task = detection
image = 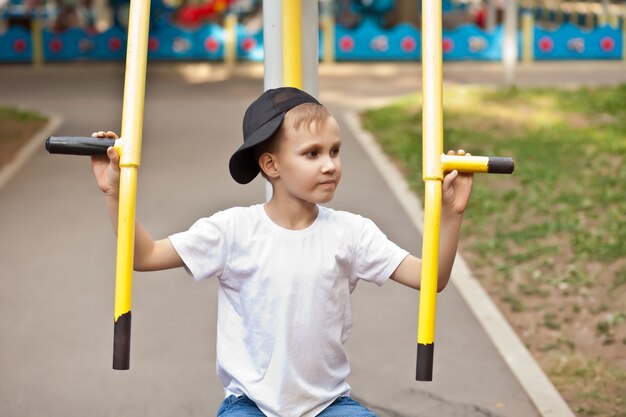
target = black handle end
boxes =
[488,157,515,174]
[416,343,434,381]
[46,136,115,156]
[113,312,131,370]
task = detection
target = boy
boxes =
[91,87,473,417]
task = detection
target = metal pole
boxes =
[623,14,626,62]
[113,0,151,370]
[521,11,534,63]
[417,0,516,382]
[302,0,319,98]
[320,0,336,64]
[503,0,518,88]
[417,0,443,382]
[282,0,302,88]
[224,13,238,66]
[263,0,283,90]
[487,0,496,31]
[30,10,44,67]
[263,0,283,201]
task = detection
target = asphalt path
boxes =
[3,61,622,417]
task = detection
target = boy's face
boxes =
[272,116,342,204]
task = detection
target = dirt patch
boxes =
[460,198,626,417]
[0,108,48,169]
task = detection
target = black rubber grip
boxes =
[113,311,131,370]
[416,343,434,381]
[487,157,515,174]
[45,136,115,156]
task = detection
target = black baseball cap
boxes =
[229,87,320,184]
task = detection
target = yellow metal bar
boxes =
[224,13,238,66]
[442,155,490,173]
[623,16,626,62]
[321,13,335,64]
[115,168,137,320]
[421,0,443,182]
[113,0,151,370]
[417,181,441,344]
[282,0,302,88]
[522,12,534,63]
[30,13,44,67]
[417,0,443,381]
[417,0,515,383]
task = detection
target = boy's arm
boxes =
[92,131,184,272]
[390,151,473,292]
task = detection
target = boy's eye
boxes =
[306,151,318,158]
[331,148,340,156]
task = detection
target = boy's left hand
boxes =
[442,149,474,215]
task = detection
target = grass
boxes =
[361,84,626,417]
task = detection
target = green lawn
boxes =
[361,84,626,417]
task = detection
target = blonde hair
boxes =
[282,102,333,133]
[254,103,333,179]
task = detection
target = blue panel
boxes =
[193,24,224,60]
[1,17,622,62]
[335,19,421,61]
[145,25,199,59]
[0,26,31,62]
[43,28,87,61]
[91,26,127,60]
[534,23,622,60]
[443,24,504,61]
[236,24,263,62]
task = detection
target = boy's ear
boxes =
[259,152,279,179]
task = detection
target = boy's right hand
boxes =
[91,131,120,197]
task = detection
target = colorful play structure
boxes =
[1,0,625,63]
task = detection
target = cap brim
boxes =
[229,113,285,184]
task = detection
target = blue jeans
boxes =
[217,395,378,416]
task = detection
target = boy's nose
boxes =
[321,157,336,173]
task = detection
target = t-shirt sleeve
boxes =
[168,212,229,281]
[355,217,409,286]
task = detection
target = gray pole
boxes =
[503,0,518,87]
[487,0,496,31]
[263,0,283,91]
[262,0,282,200]
[302,0,320,98]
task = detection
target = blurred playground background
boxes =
[1,1,625,416]
[0,0,625,62]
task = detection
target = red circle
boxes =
[400,36,417,53]
[241,37,256,52]
[204,36,220,53]
[108,37,123,52]
[49,38,63,54]
[13,39,27,53]
[442,38,454,53]
[538,36,554,53]
[600,37,615,52]
[148,37,159,51]
[338,36,355,52]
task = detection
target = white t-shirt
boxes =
[169,204,408,417]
